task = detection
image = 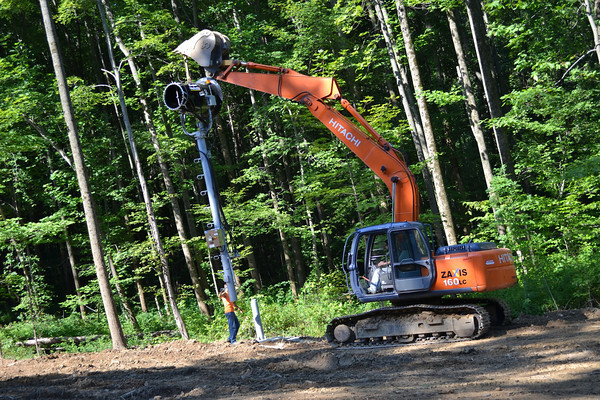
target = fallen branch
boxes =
[16,335,102,348]
[16,330,178,348]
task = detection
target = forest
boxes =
[1,0,599,353]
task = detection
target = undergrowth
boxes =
[0,270,524,360]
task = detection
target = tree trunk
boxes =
[170,0,180,24]
[39,0,126,350]
[395,0,457,245]
[216,115,262,290]
[96,0,188,340]
[244,82,299,295]
[100,1,210,316]
[136,278,148,313]
[288,107,320,275]
[371,0,445,244]
[372,0,425,149]
[154,295,163,317]
[465,0,514,177]
[258,134,299,296]
[447,8,507,237]
[276,135,307,288]
[347,159,364,227]
[140,19,212,313]
[46,153,87,320]
[64,230,86,319]
[584,0,600,65]
[229,6,265,291]
[315,199,335,272]
[191,0,199,28]
[447,8,494,190]
[106,253,140,332]
[177,168,214,297]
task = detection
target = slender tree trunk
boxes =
[39,0,126,350]
[1,206,43,345]
[13,246,42,356]
[465,0,514,177]
[191,0,199,28]
[154,295,163,317]
[45,152,87,320]
[279,156,307,288]
[447,8,494,189]
[64,230,86,319]
[106,253,140,331]
[371,0,445,244]
[170,0,180,24]
[136,278,148,313]
[155,267,170,315]
[288,107,320,275]
[100,1,210,316]
[216,115,262,290]
[395,0,457,245]
[372,0,424,148]
[245,85,299,295]
[447,8,507,237]
[315,199,335,271]
[139,19,212,312]
[229,7,264,290]
[347,159,364,226]
[113,154,153,314]
[278,227,299,296]
[584,0,600,64]
[177,168,214,298]
[257,132,299,296]
[270,122,307,288]
[146,53,213,300]
[96,0,188,340]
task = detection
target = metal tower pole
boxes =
[191,122,237,301]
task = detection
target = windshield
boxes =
[390,229,429,263]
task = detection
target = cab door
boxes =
[389,228,435,293]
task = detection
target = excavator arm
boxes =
[213,59,419,223]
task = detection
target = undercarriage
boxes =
[325,298,510,348]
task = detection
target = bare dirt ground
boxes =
[1,307,599,400]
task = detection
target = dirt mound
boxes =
[1,308,599,399]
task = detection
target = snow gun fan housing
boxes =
[163,78,223,116]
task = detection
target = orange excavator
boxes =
[166,30,518,346]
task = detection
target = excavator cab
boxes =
[346,222,436,303]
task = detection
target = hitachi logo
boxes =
[498,253,513,263]
[329,118,361,147]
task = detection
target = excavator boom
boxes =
[213,60,419,223]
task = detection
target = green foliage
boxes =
[421,86,465,107]
[232,270,375,339]
[467,168,600,313]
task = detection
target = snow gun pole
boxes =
[163,78,237,302]
[190,121,237,301]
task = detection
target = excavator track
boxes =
[439,297,512,326]
[326,302,494,348]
